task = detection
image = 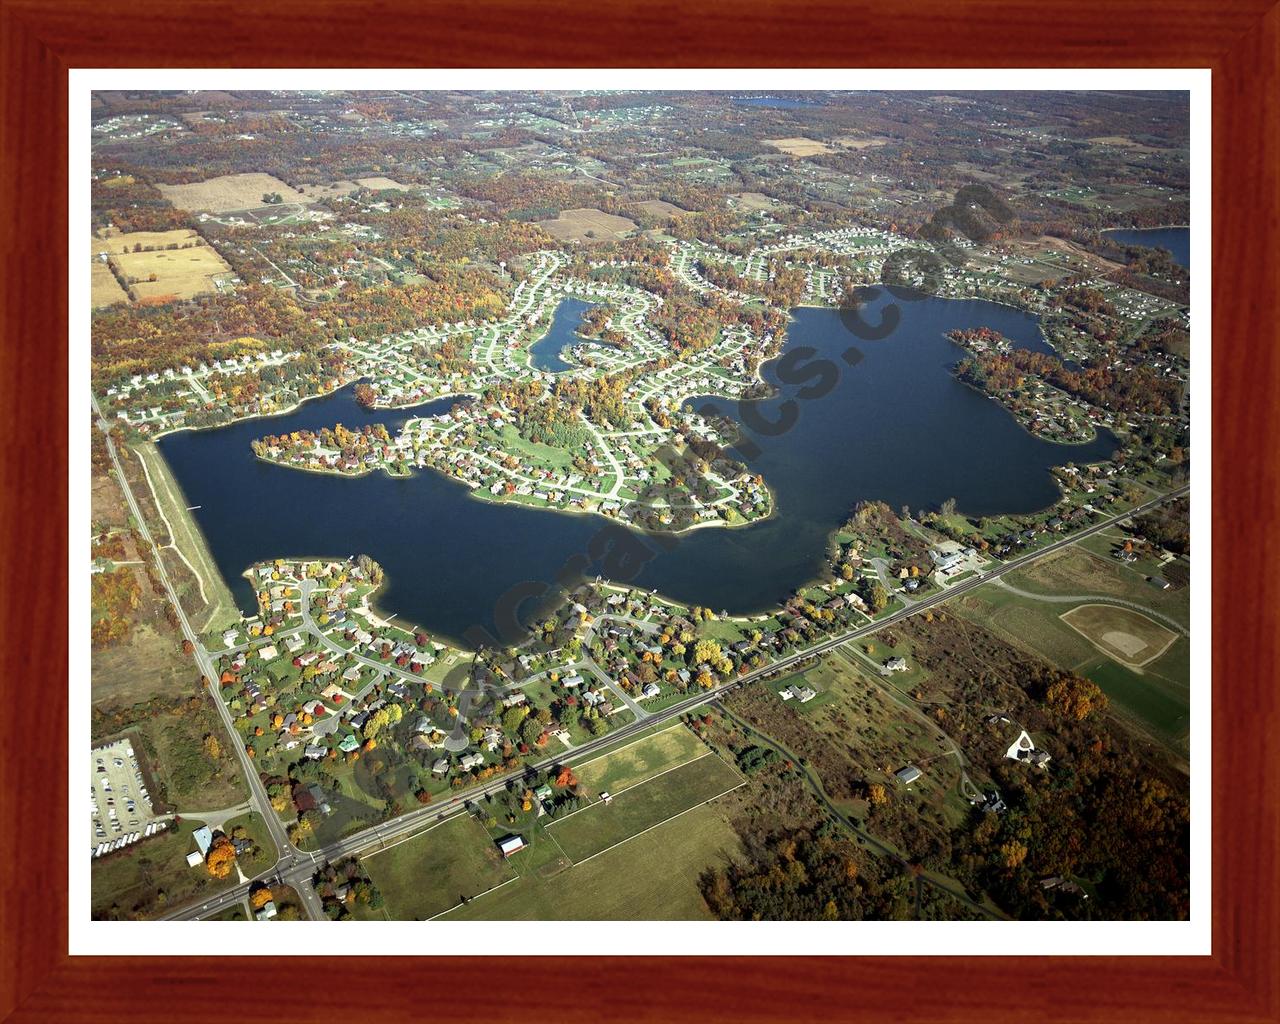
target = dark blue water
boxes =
[527,297,593,373]
[159,289,1115,646]
[733,96,826,109]
[1103,226,1190,270]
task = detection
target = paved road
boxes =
[157,484,1187,920]
[93,397,325,921]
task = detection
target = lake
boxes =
[1103,226,1190,270]
[159,288,1116,647]
[732,96,826,109]
[527,296,597,373]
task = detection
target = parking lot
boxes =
[91,738,162,857]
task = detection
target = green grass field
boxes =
[361,813,518,920]
[133,442,240,632]
[1079,657,1189,748]
[442,801,742,920]
[548,753,743,864]
[572,723,705,796]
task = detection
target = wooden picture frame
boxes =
[3,1,1275,1020]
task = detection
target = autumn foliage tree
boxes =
[205,836,236,878]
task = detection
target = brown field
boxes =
[92,261,129,308]
[92,227,205,255]
[835,135,890,150]
[355,176,415,191]
[537,207,637,244]
[762,137,832,157]
[634,199,687,218]
[734,191,785,212]
[155,172,306,213]
[1059,604,1179,668]
[297,180,361,200]
[111,245,233,302]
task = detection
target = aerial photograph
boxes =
[87,88,1191,925]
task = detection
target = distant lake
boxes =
[1104,226,1190,270]
[159,288,1115,647]
[733,96,825,109]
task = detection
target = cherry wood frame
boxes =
[2,1,1276,1020]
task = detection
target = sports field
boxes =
[361,814,518,921]
[1060,603,1178,667]
[548,752,743,864]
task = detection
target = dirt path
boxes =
[991,578,1188,637]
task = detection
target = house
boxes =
[562,673,584,688]
[284,634,305,654]
[307,784,331,816]
[1005,730,1052,769]
[497,835,526,858]
[501,692,528,708]
[894,765,922,785]
[302,743,326,761]
[459,752,484,771]
[320,682,345,702]
[883,657,908,673]
[783,684,816,703]
[257,644,278,661]
[640,682,661,700]
[192,825,214,856]
[254,900,278,920]
[342,666,363,684]
[338,733,360,753]
[432,757,450,776]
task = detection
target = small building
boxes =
[894,765,922,786]
[186,850,204,868]
[498,835,526,858]
[192,825,214,856]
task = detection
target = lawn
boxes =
[1081,657,1190,751]
[548,753,743,864]
[361,813,518,920]
[442,802,741,920]
[571,723,705,796]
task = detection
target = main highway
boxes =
[154,481,1187,921]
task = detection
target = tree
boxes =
[1044,673,1109,721]
[205,836,236,878]
[999,840,1028,870]
[202,734,221,762]
[249,887,274,910]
